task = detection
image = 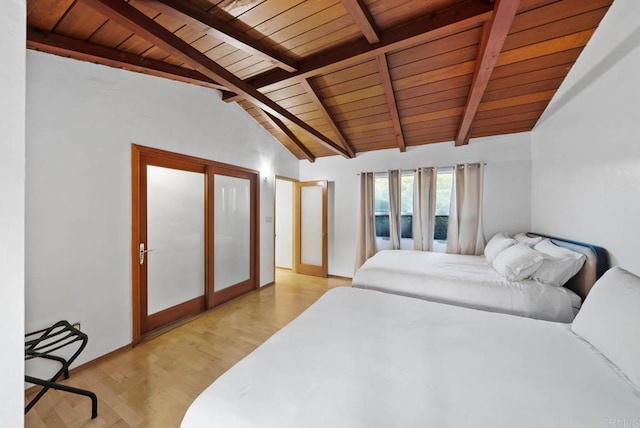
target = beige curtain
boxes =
[413,167,437,251]
[446,163,485,255]
[355,172,378,271]
[388,170,402,250]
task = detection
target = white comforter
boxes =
[352,250,579,322]
[182,288,640,428]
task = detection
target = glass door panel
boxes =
[301,185,323,266]
[146,165,205,314]
[295,181,328,277]
[214,174,251,291]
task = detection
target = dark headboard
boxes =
[529,233,610,300]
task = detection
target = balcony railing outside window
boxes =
[375,214,448,241]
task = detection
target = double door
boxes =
[132,146,258,343]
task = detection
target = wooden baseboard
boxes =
[25,342,133,396]
[329,274,353,281]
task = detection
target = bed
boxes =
[352,233,609,322]
[181,267,640,428]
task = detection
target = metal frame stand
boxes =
[25,320,98,419]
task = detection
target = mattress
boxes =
[352,250,580,322]
[182,287,640,428]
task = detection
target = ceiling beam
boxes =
[299,79,356,158]
[455,0,521,146]
[223,0,495,102]
[82,0,350,159]
[376,53,406,152]
[341,0,381,44]
[253,108,315,162]
[27,26,227,91]
[139,0,298,73]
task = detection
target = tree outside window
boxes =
[373,169,454,243]
[374,173,414,239]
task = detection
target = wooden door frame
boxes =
[273,176,298,281]
[131,144,260,345]
[294,180,328,277]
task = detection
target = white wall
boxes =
[275,179,294,268]
[531,0,640,275]
[300,133,532,277]
[0,0,25,424]
[25,51,299,366]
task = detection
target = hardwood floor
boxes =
[25,269,351,427]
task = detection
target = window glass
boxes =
[374,174,390,238]
[435,168,453,242]
[400,173,413,214]
[374,172,414,239]
[374,175,389,213]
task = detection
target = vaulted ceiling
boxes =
[27,0,613,161]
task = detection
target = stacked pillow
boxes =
[492,244,544,281]
[484,232,516,262]
[531,239,586,287]
[513,232,543,246]
[484,232,586,285]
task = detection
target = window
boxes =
[373,168,453,243]
[434,168,453,242]
[374,172,414,239]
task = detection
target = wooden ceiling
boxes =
[26,0,613,161]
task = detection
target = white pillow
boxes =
[484,232,516,262]
[513,232,543,246]
[492,244,544,281]
[572,267,640,388]
[533,239,586,286]
[534,238,583,259]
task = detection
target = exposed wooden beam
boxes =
[139,0,298,73]
[253,108,315,163]
[376,53,406,152]
[341,0,381,44]
[455,0,521,146]
[26,26,227,91]
[224,0,495,102]
[299,79,356,158]
[82,0,350,159]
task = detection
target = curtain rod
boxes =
[356,162,486,176]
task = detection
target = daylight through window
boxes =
[374,168,454,243]
[374,172,414,239]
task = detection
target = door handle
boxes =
[139,243,154,265]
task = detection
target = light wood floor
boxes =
[25,269,351,427]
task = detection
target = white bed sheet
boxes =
[182,288,640,428]
[352,250,580,322]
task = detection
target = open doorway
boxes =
[274,176,328,278]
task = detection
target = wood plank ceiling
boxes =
[27,0,613,161]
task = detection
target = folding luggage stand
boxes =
[25,320,98,419]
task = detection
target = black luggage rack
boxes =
[25,320,98,419]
